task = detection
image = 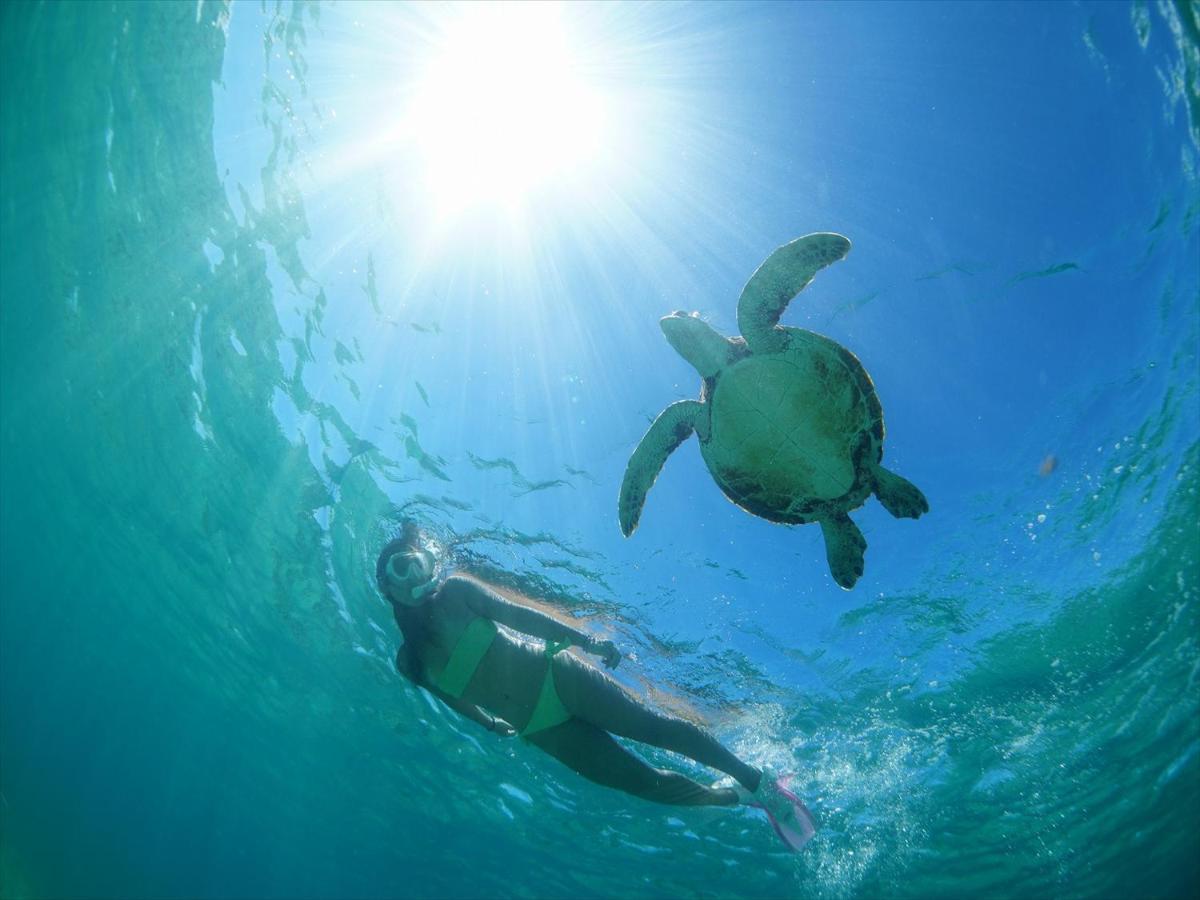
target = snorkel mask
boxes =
[385,550,436,605]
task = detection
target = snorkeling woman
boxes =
[376,523,816,851]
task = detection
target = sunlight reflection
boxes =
[407,2,616,217]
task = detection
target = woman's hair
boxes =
[376,520,430,683]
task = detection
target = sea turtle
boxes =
[618,232,928,589]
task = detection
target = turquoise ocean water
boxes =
[1,1,1198,897]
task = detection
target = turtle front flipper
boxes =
[737,233,852,354]
[619,400,707,536]
[819,513,866,589]
[872,465,929,519]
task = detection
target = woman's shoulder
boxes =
[437,571,491,600]
[430,572,490,619]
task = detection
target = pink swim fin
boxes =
[749,774,817,852]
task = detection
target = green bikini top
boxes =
[427,617,573,700]
[428,617,498,698]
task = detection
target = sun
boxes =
[406,2,614,217]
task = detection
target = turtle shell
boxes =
[699,332,883,524]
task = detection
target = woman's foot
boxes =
[734,770,817,852]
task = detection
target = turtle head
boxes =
[660,311,732,379]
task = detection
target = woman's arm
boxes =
[440,575,620,667]
[427,684,516,736]
[396,645,517,735]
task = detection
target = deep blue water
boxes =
[1,1,1198,898]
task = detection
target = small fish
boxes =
[415,381,430,407]
[1039,455,1058,476]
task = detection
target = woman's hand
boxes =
[490,717,517,737]
[590,638,621,669]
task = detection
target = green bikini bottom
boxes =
[428,617,571,737]
[522,639,572,737]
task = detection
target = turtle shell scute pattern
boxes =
[698,337,883,524]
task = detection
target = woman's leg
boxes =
[551,654,762,793]
[525,718,737,807]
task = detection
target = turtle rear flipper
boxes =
[872,466,929,519]
[737,233,851,354]
[819,513,866,589]
[619,400,707,536]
